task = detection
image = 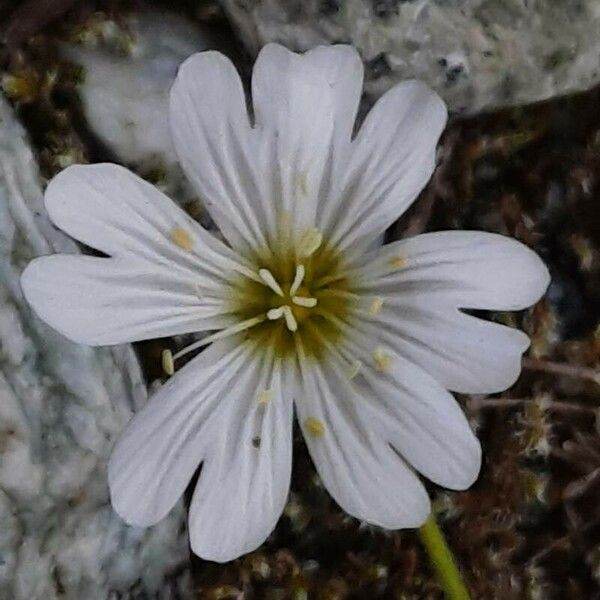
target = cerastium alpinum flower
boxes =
[21,44,549,564]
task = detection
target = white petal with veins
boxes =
[358,231,550,311]
[109,340,250,526]
[324,80,447,252]
[189,352,293,562]
[252,44,363,235]
[21,164,245,345]
[363,302,531,394]
[294,353,430,529]
[21,255,232,345]
[170,52,266,252]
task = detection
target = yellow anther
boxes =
[347,359,362,380]
[304,417,325,438]
[388,256,407,270]
[170,226,194,251]
[373,348,392,373]
[369,297,384,315]
[298,228,323,258]
[257,389,273,405]
[161,349,174,376]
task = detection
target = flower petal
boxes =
[295,356,430,529]
[325,81,447,252]
[188,354,293,562]
[43,163,236,267]
[170,51,266,251]
[358,231,550,311]
[108,340,251,527]
[363,302,531,394]
[358,348,482,490]
[252,44,363,235]
[21,255,232,345]
[21,163,249,345]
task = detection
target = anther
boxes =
[292,296,318,308]
[257,389,273,405]
[369,297,384,315]
[388,256,407,270]
[162,349,174,376]
[258,268,284,296]
[290,264,306,296]
[373,348,393,373]
[170,226,194,251]
[298,228,323,258]
[304,417,325,437]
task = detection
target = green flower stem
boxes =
[418,514,471,600]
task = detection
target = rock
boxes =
[0,95,192,599]
[219,0,600,114]
[63,10,212,198]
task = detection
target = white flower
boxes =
[21,44,550,563]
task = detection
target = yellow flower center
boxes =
[163,224,366,374]
[230,236,356,360]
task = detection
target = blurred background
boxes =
[0,1,599,598]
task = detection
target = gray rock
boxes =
[219,0,600,114]
[64,10,212,201]
[0,95,192,599]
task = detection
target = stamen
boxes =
[170,226,194,251]
[373,348,392,373]
[298,228,323,258]
[292,296,318,308]
[259,268,284,296]
[290,264,306,296]
[304,417,325,438]
[173,315,266,361]
[257,389,273,405]
[161,349,174,376]
[282,305,298,332]
[369,297,384,316]
[389,256,407,270]
[347,359,362,380]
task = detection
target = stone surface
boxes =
[0,95,192,599]
[63,10,211,192]
[219,0,600,114]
